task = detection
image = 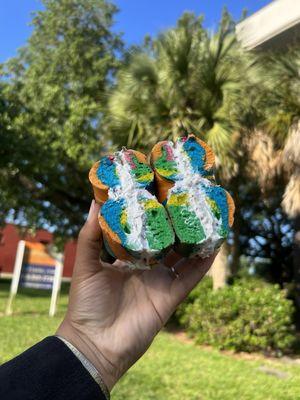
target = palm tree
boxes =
[256,49,300,311]
[106,11,251,287]
[107,12,245,154]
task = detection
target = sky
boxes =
[0,0,271,62]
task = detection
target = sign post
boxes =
[5,240,26,316]
[5,240,63,317]
[49,260,63,317]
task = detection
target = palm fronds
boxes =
[106,11,250,177]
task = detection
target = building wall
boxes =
[236,0,300,50]
[63,240,77,278]
[0,224,76,279]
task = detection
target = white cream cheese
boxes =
[170,140,223,256]
[108,150,159,262]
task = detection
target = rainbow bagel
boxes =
[89,149,174,267]
[151,135,235,257]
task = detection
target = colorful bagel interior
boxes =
[151,135,235,257]
[89,149,175,267]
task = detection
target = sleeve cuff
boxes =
[56,335,110,400]
[0,336,107,400]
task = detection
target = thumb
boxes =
[74,200,103,276]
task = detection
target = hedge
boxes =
[176,278,296,355]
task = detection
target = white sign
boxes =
[5,240,63,317]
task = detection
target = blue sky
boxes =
[0,0,271,62]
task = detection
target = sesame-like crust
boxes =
[226,191,235,227]
[88,161,109,205]
[98,214,135,262]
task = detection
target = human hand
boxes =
[56,200,214,391]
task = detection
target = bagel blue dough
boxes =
[100,198,127,245]
[151,134,235,258]
[97,156,120,188]
[202,185,229,236]
[182,136,212,177]
[90,148,175,267]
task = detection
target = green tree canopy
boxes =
[106,11,248,162]
[1,0,122,236]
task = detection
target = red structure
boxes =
[0,224,76,279]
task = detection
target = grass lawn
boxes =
[1,280,300,399]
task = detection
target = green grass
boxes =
[1,280,300,399]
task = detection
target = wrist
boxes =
[56,335,110,399]
[56,318,118,391]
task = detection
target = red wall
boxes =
[63,240,77,278]
[0,224,76,278]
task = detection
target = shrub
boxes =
[177,278,296,355]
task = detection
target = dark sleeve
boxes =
[0,336,107,400]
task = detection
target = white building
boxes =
[236,0,300,50]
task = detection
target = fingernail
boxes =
[87,199,95,221]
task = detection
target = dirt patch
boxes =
[170,328,300,365]
[258,366,289,379]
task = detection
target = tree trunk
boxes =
[210,243,229,290]
[231,202,241,276]
[293,215,300,328]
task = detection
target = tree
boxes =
[253,49,300,314]
[107,12,245,155]
[0,76,17,223]
[209,243,229,290]
[1,0,122,237]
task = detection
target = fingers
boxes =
[74,200,103,276]
[162,249,183,268]
[169,254,216,307]
[144,252,215,322]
